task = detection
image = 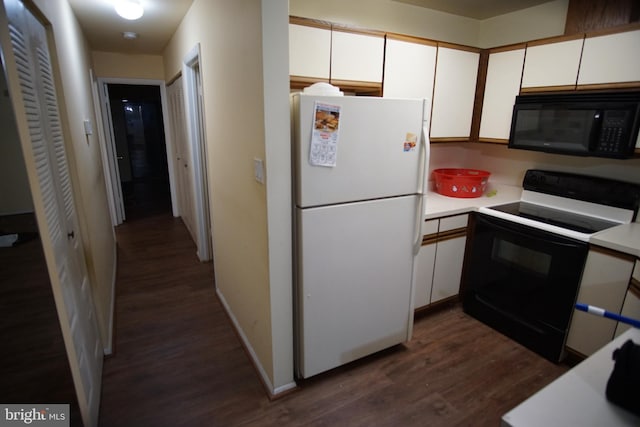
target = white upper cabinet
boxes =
[578,29,640,87]
[521,37,584,90]
[430,46,480,139]
[289,23,331,80]
[479,47,525,141]
[383,37,437,99]
[331,29,385,83]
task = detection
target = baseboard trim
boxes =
[215,288,297,399]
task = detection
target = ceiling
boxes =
[67,0,553,55]
[393,0,554,20]
[67,0,193,54]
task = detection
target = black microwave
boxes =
[508,91,640,159]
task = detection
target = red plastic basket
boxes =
[433,168,491,198]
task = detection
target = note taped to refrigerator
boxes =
[309,102,341,167]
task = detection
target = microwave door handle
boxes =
[589,110,604,149]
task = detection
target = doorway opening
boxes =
[107,84,171,221]
[183,44,213,261]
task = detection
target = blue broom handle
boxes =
[575,303,640,329]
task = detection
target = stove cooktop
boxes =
[488,202,621,234]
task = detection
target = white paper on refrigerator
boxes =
[309,102,341,167]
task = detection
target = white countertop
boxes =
[424,183,522,219]
[424,183,640,258]
[501,328,640,427]
[591,222,640,258]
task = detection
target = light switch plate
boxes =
[83,119,93,135]
[253,158,265,184]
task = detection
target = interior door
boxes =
[167,76,197,241]
[98,83,126,224]
[1,0,103,425]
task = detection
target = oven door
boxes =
[461,212,589,362]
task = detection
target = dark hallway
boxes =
[107,84,172,221]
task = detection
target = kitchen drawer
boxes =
[439,214,468,232]
[422,218,439,236]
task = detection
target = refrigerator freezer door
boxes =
[293,95,427,208]
[296,195,417,378]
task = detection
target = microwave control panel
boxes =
[595,110,631,154]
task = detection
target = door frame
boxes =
[183,44,212,262]
[96,77,177,225]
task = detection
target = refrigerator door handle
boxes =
[413,123,429,255]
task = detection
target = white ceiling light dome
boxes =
[115,0,144,21]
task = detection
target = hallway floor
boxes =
[99,213,569,426]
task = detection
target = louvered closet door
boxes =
[167,76,197,241]
[2,0,102,426]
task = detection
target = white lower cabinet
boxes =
[566,248,635,356]
[615,260,640,338]
[431,234,467,302]
[415,214,468,310]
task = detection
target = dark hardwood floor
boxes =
[99,212,570,427]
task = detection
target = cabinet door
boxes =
[383,37,437,99]
[289,23,331,79]
[430,46,479,139]
[479,48,525,141]
[415,243,437,309]
[567,248,634,356]
[578,30,640,87]
[615,260,640,338]
[431,235,466,303]
[331,30,384,83]
[521,37,583,90]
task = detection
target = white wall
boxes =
[91,51,165,80]
[430,142,640,188]
[478,0,569,48]
[290,0,569,48]
[261,0,295,394]
[163,0,295,394]
[0,64,33,215]
[289,0,479,46]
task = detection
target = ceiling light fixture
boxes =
[115,0,144,21]
[122,31,138,40]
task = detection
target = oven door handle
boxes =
[476,212,588,248]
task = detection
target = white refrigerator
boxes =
[292,91,430,378]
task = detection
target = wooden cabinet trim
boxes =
[526,32,586,47]
[437,42,481,53]
[421,228,467,246]
[584,22,640,38]
[589,244,637,263]
[437,228,467,242]
[331,23,385,38]
[289,16,332,30]
[422,234,438,246]
[488,43,528,54]
[520,84,577,93]
[577,82,640,91]
[290,76,329,90]
[471,49,489,143]
[386,32,437,47]
[478,137,509,144]
[328,79,382,95]
[430,136,473,143]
